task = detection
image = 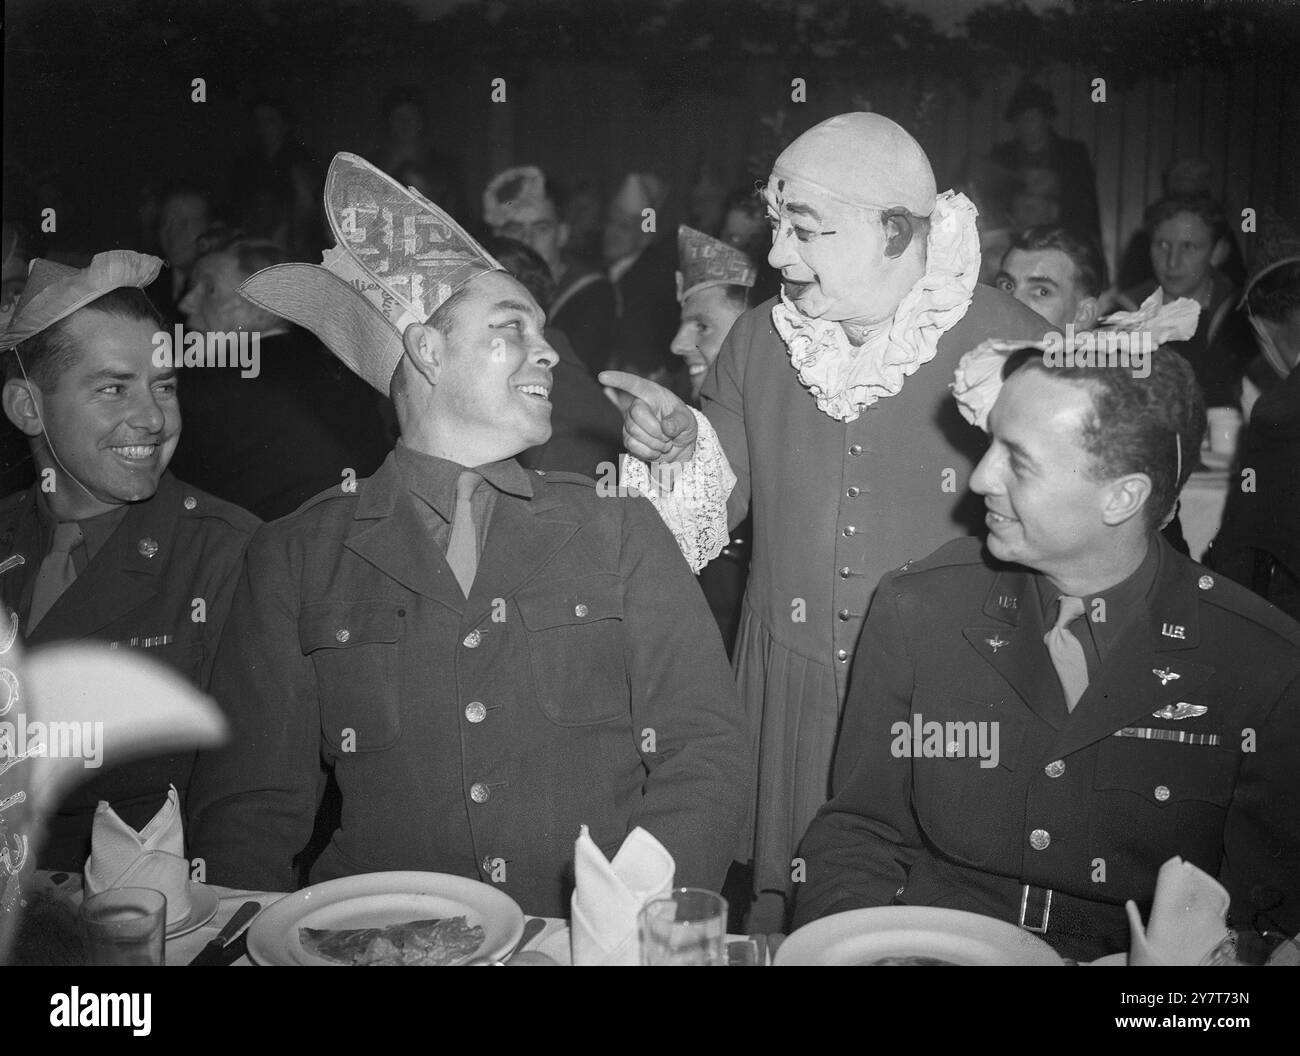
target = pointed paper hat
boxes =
[0,251,162,352]
[675,225,757,303]
[1240,208,1300,307]
[483,165,549,230]
[239,152,502,393]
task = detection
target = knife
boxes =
[188,901,262,966]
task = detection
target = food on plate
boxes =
[299,915,486,965]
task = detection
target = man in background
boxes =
[995,225,1104,331]
[604,172,679,381]
[169,236,389,521]
[483,166,617,377]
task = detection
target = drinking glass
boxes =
[638,888,727,966]
[80,888,166,966]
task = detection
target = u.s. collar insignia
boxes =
[1152,701,1208,721]
[1152,667,1180,686]
[997,594,1018,610]
[986,635,1008,653]
[1160,622,1186,640]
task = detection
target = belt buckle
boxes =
[1018,884,1053,934]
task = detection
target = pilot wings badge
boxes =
[1151,701,1208,721]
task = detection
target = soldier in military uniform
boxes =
[0,251,258,869]
[187,155,750,915]
[793,346,1300,960]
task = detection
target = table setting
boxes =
[23,799,1298,966]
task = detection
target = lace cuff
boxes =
[619,408,737,573]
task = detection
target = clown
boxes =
[602,113,1052,924]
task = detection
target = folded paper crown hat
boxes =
[239,152,503,394]
[676,225,757,303]
[0,251,162,353]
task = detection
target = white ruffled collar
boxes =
[770,191,981,423]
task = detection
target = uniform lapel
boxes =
[27,476,183,645]
[963,567,1067,730]
[463,477,580,626]
[344,455,468,615]
[1050,543,1215,759]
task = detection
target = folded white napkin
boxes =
[570,825,675,966]
[1125,856,1233,966]
[83,785,193,927]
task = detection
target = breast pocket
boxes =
[299,600,403,752]
[1093,735,1239,808]
[515,573,627,727]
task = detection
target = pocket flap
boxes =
[516,574,623,631]
[299,600,401,653]
[1094,737,1238,806]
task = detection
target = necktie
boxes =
[28,521,83,631]
[1044,594,1089,713]
[446,471,481,597]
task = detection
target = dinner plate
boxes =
[775,907,1065,966]
[246,871,525,966]
[167,883,220,939]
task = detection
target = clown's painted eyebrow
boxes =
[783,201,823,223]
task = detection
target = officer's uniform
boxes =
[187,449,752,917]
[792,534,1300,961]
[0,472,258,869]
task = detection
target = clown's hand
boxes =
[599,370,698,464]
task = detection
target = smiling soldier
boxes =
[601,113,1051,926]
[0,251,258,869]
[794,345,1300,959]
[187,155,749,915]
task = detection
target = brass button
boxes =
[1029,828,1051,851]
[470,782,491,804]
[1154,785,1170,802]
[463,630,482,648]
[838,609,851,621]
[842,526,857,537]
[480,854,495,873]
[137,537,159,559]
[836,649,848,662]
[1198,575,1214,590]
[846,486,861,498]
[849,444,863,456]
[335,628,350,644]
[1044,760,1065,779]
[574,603,588,618]
[839,566,852,579]
[465,701,487,724]
[183,495,197,510]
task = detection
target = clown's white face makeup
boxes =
[763,175,916,328]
